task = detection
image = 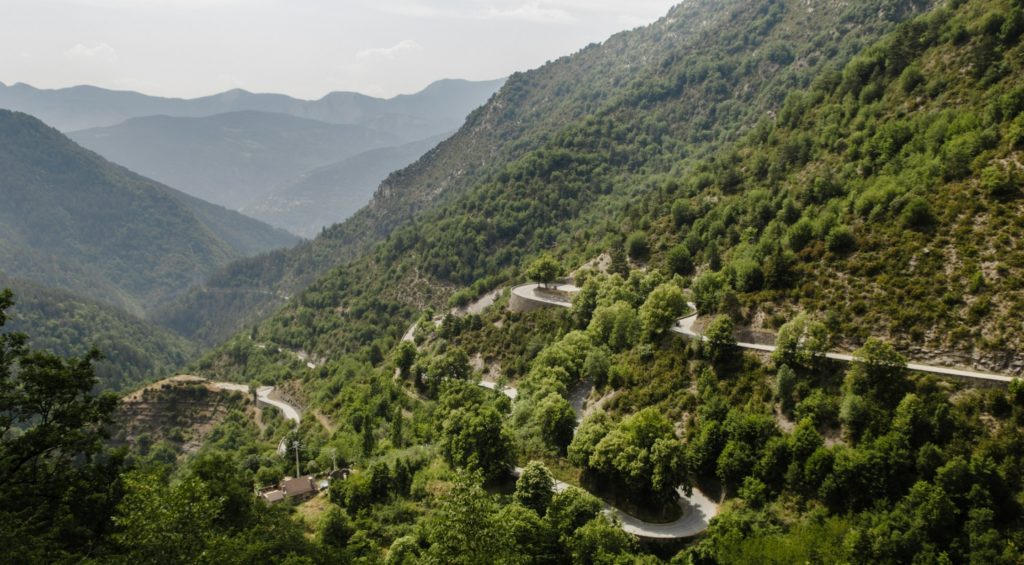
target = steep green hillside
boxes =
[0,276,193,391]
[166,0,931,346]
[184,3,1024,560]
[0,110,297,315]
[630,0,1024,371]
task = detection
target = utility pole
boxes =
[293,439,301,477]
[327,447,338,473]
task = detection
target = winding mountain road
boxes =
[515,283,1016,385]
[510,465,717,539]
[669,302,1015,385]
[211,381,301,455]
[211,382,302,423]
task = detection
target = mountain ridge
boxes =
[0,77,506,132]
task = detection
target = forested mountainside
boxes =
[0,110,298,316]
[243,134,448,238]
[631,0,1024,371]
[9,1,1024,564]
[69,111,401,211]
[0,77,505,133]
[162,0,931,346]
[0,275,193,391]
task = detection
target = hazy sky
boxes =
[0,0,678,100]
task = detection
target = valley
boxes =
[3,0,1024,563]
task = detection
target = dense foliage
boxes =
[1,276,194,391]
[12,0,1024,563]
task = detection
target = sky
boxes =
[0,0,679,100]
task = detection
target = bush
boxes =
[665,244,694,275]
[786,218,815,251]
[900,197,934,230]
[794,389,839,427]
[980,163,1021,198]
[825,225,856,253]
[626,231,650,261]
[672,200,696,228]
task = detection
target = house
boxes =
[280,476,318,501]
[258,474,321,503]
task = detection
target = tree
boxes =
[369,460,393,502]
[772,313,829,370]
[386,535,420,565]
[587,301,640,352]
[185,451,257,530]
[362,415,376,457]
[583,349,611,388]
[514,461,556,515]
[626,231,650,261]
[666,244,694,275]
[569,516,637,564]
[0,290,124,561]
[568,412,611,468]
[775,364,797,414]
[846,337,908,406]
[589,408,687,497]
[425,471,514,564]
[497,503,559,562]
[431,347,471,381]
[716,440,756,492]
[692,271,730,314]
[608,241,630,276]
[639,283,688,337]
[545,486,603,542]
[703,315,735,361]
[319,507,354,549]
[527,255,562,288]
[534,393,577,452]
[671,200,696,228]
[571,278,600,328]
[395,341,417,377]
[112,471,222,564]
[390,407,404,448]
[441,403,514,482]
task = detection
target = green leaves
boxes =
[526,254,563,287]
[514,461,556,514]
[639,283,687,337]
[112,471,224,564]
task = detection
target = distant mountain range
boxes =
[0,110,298,317]
[0,78,505,231]
[68,111,401,211]
[0,78,506,133]
[242,134,447,237]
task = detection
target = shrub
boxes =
[626,231,650,260]
[825,225,856,253]
[900,196,934,230]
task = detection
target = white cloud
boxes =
[370,0,672,24]
[356,39,422,60]
[63,42,118,63]
[480,3,573,23]
[49,0,249,6]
